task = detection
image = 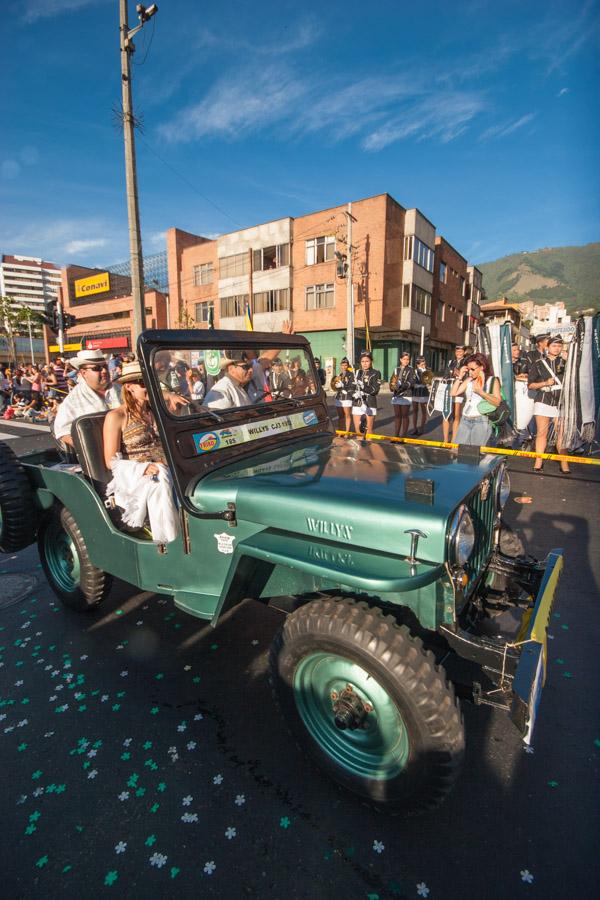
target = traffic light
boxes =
[63,313,77,330]
[41,299,58,330]
[335,251,347,279]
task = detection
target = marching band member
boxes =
[269,358,292,400]
[390,351,416,437]
[443,345,466,442]
[332,357,355,432]
[528,335,569,474]
[411,356,432,436]
[352,351,382,437]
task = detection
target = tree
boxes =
[0,295,46,365]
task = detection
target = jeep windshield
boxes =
[138,331,332,512]
[152,345,319,416]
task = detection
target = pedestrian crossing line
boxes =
[0,430,18,441]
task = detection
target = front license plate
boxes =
[510,549,564,743]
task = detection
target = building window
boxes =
[252,243,290,271]
[195,300,214,323]
[193,262,213,286]
[413,238,434,273]
[460,276,465,297]
[439,261,447,284]
[219,253,249,279]
[437,300,445,323]
[403,236,413,261]
[403,284,411,308]
[220,294,248,317]
[412,286,432,316]
[305,236,335,266]
[253,288,290,313]
[305,283,334,310]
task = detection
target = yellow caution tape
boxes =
[335,430,600,466]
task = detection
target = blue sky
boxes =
[1,0,599,269]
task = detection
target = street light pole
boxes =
[119,2,158,348]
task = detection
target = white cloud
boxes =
[22,0,111,24]
[478,112,537,142]
[160,63,484,151]
[557,87,570,97]
[147,231,167,249]
[0,218,125,265]
[159,65,309,142]
[65,238,109,254]
[362,92,486,151]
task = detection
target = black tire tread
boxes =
[269,596,464,814]
[38,506,112,611]
[0,440,37,553]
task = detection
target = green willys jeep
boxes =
[0,330,563,813]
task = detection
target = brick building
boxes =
[166,192,482,378]
[51,265,168,359]
[431,237,468,351]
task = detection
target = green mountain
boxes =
[478,243,600,313]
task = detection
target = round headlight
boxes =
[496,464,511,508]
[448,505,476,566]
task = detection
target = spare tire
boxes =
[0,441,37,553]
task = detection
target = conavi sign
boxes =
[74,271,110,298]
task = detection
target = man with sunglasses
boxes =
[53,349,120,448]
[204,352,254,410]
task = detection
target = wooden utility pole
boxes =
[345,203,357,364]
[119,2,158,346]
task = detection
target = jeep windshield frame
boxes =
[137,329,333,516]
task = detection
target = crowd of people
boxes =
[0,332,585,484]
[331,335,581,472]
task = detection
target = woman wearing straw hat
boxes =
[103,361,179,543]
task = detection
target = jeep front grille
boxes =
[465,476,497,582]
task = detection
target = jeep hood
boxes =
[192,435,501,563]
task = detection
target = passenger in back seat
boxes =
[103,361,180,544]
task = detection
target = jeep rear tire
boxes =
[269,597,464,813]
[38,506,112,611]
[0,440,37,553]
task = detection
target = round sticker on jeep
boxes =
[196,432,219,453]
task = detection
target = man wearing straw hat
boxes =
[205,352,255,410]
[53,349,120,447]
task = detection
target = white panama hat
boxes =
[69,349,108,369]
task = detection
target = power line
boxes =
[137,133,243,228]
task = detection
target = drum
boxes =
[429,378,453,420]
[515,380,535,431]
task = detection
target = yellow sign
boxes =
[74,271,110,298]
[49,343,82,352]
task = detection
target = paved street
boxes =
[1,415,599,899]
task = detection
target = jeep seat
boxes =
[71,411,112,495]
[71,412,151,536]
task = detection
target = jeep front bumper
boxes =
[440,549,564,745]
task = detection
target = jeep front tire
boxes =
[269,597,464,813]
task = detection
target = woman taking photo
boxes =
[527,335,569,473]
[451,352,501,447]
[103,361,179,543]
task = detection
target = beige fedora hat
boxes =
[70,349,107,370]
